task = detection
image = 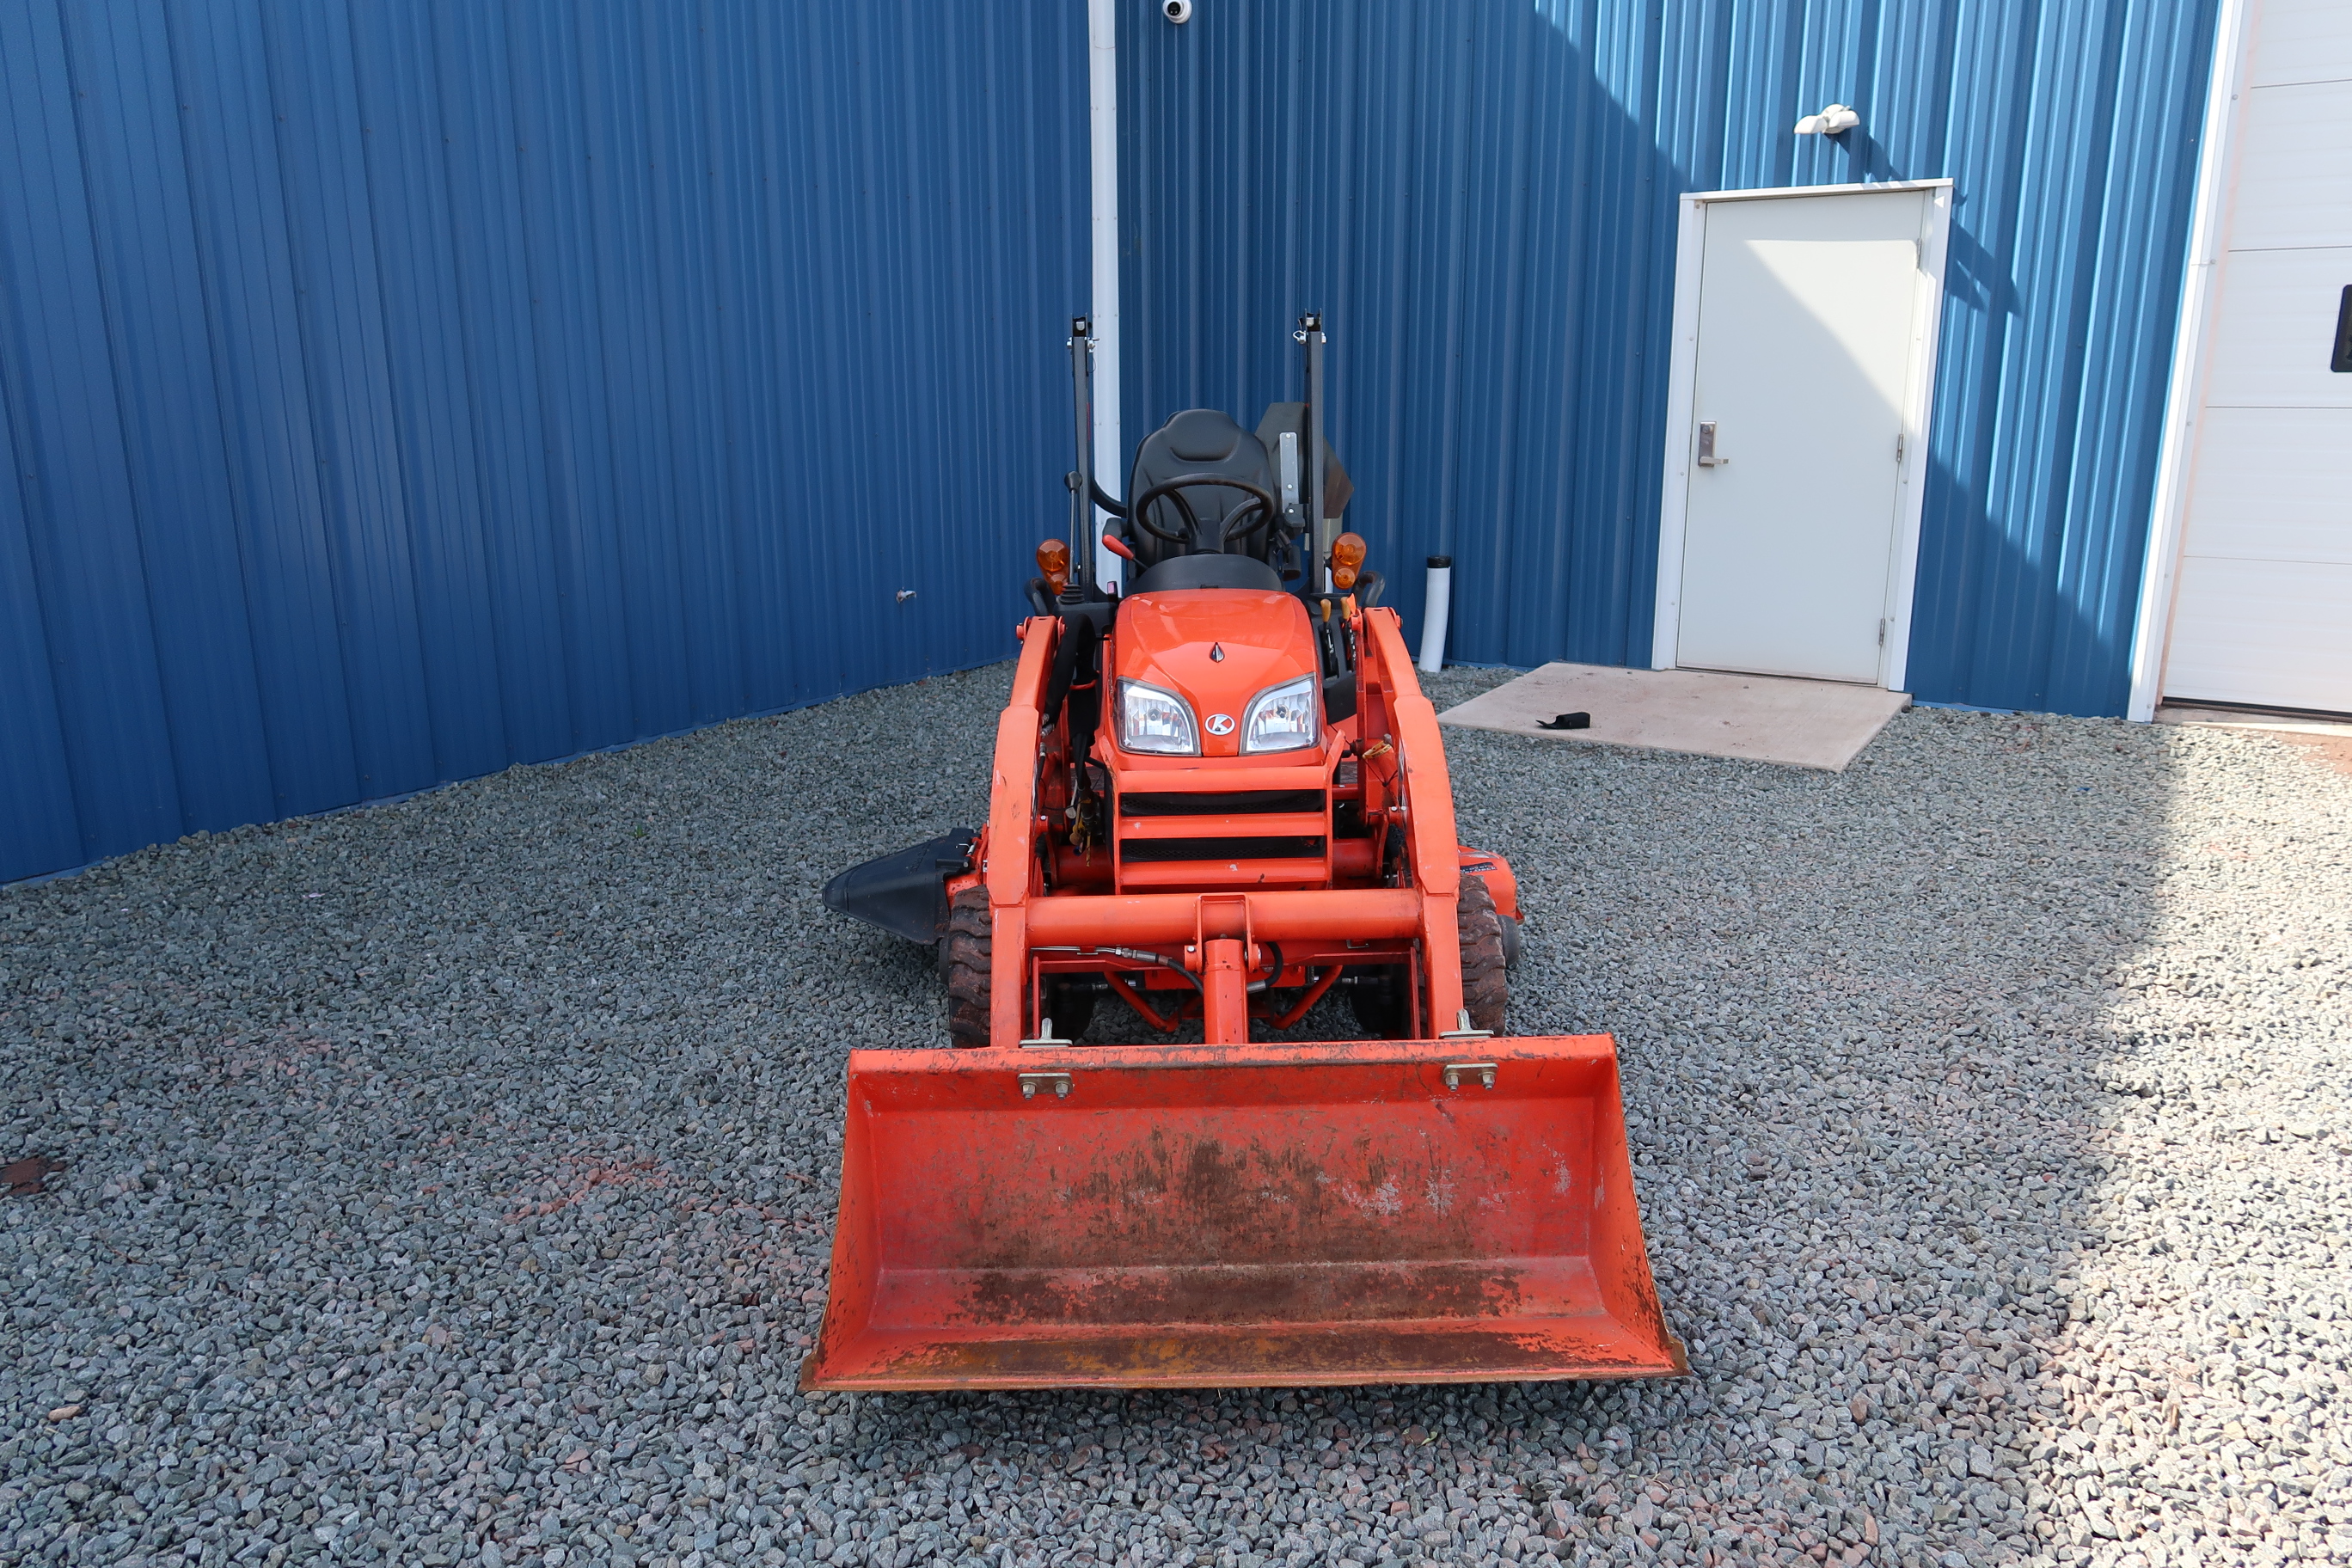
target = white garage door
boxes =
[2162,0,2352,714]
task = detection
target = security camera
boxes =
[1162,0,1192,22]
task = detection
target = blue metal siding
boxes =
[1119,0,2219,717]
[0,1,1087,885]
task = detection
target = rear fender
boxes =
[1458,848,1521,923]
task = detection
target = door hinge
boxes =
[1877,619,1887,646]
[1896,434,1906,463]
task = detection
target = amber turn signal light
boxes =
[1329,532,1367,591]
[1036,538,1070,595]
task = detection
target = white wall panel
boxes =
[2201,246,2352,407]
[2166,559,2352,709]
[2183,407,2352,565]
[2247,0,2352,87]
[2227,81,2352,249]
[2160,0,2352,713]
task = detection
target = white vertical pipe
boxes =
[1087,0,1124,591]
[1418,556,1453,674]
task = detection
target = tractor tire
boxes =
[1458,874,1509,1035]
[944,888,992,1048]
[942,887,1097,1046]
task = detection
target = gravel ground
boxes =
[3,662,2349,1568]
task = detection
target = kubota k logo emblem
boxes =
[1205,714,1235,736]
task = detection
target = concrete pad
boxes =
[1436,662,1910,771]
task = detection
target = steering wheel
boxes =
[1127,473,1283,550]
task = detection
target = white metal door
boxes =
[1674,189,1933,684]
[2161,0,2352,714]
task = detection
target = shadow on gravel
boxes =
[6,662,2345,1568]
[805,673,2211,1568]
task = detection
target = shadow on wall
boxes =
[1119,0,2219,720]
[1666,205,2134,712]
[1121,3,1690,673]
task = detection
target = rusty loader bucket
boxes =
[800,1035,1685,1390]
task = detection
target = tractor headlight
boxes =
[1118,680,1199,755]
[1240,674,1319,753]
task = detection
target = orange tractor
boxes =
[807,315,1681,1390]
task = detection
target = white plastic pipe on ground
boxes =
[1418,555,1452,673]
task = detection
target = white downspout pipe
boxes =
[1087,0,1124,591]
[1418,556,1453,674]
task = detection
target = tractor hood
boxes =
[1115,590,1321,759]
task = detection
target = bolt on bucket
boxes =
[800,1035,1686,1390]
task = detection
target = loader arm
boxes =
[1360,607,1466,1032]
[983,619,1058,1045]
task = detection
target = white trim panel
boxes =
[1649,195,1709,669]
[2128,0,2253,722]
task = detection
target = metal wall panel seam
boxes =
[578,1,691,739]
[257,0,439,796]
[348,0,511,785]
[649,0,747,727]
[0,3,1092,884]
[504,3,639,753]
[0,400,83,879]
[162,0,363,820]
[60,0,277,834]
[0,0,183,860]
[700,0,783,718]
[425,0,574,767]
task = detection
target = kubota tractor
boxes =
[806,315,1681,1390]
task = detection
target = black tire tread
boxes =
[944,887,992,1048]
[1457,874,1509,1035]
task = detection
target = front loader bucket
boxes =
[801,1036,1685,1390]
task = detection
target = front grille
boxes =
[1118,790,1326,817]
[1120,836,1327,863]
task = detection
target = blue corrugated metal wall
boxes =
[1118,0,2220,717]
[0,1,1086,885]
[0,0,2225,882]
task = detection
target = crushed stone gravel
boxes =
[3,661,2348,1568]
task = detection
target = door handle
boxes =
[1696,421,1727,467]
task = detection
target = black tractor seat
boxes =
[1131,554,1283,593]
[1123,409,1282,571]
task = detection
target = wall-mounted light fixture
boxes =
[1794,103,1861,137]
